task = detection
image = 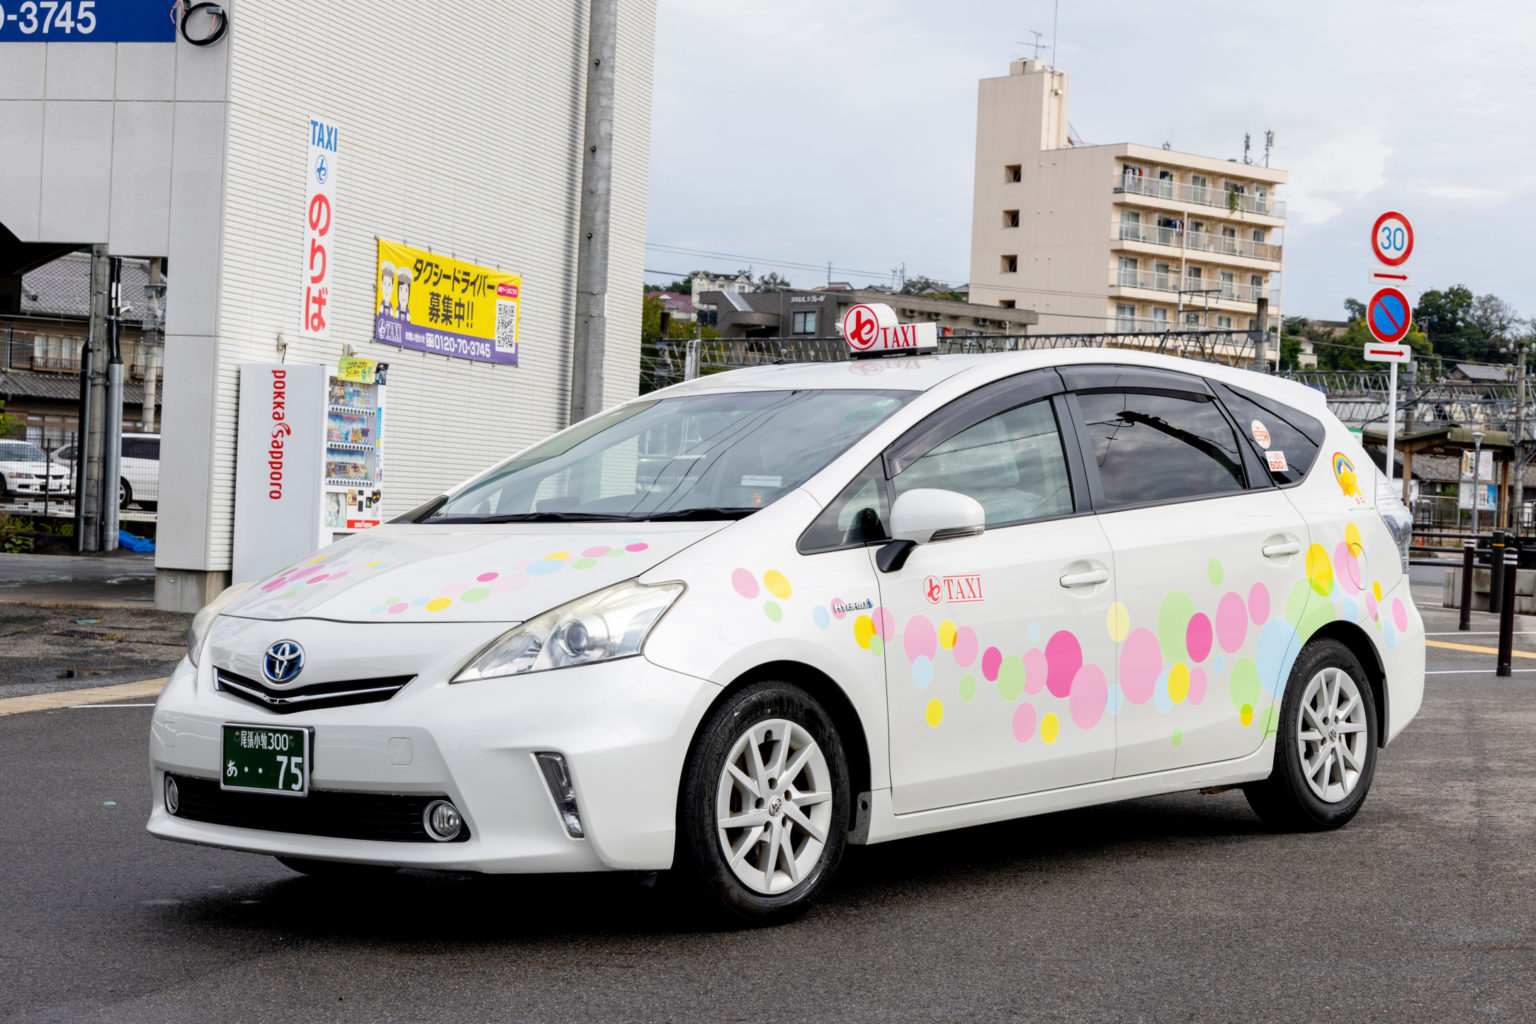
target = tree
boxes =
[1414,285,1480,361]
[754,270,791,292]
[1343,297,1366,321]
[1469,293,1519,347]
[0,401,20,440]
[641,293,664,341]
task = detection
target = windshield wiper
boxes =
[623,507,759,522]
[426,511,634,524]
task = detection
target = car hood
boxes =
[224,521,726,623]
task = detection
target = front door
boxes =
[877,372,1117,814]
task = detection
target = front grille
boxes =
[167,774,470,843]
[214,667,414,714]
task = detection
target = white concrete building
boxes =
[0,1,656,610]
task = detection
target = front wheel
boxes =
[119,478,132,510]
[1244,639,1378,831]
[677,681,850,926]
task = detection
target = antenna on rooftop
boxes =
[1243,132,1252,165]
[1263,129,1275,168]
[1016,31,1045,59]
[1051,0,1059,66]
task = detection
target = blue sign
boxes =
[0,1,176,42]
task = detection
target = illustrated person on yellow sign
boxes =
[378,263,396,318]
[396,266,412,323]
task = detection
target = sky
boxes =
[644,0,1536,323]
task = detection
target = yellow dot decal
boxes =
[1345,522,1363,557]
[1107,602,1130,643]
[1305,543,1334,596]
[1240,703,1254,727]
[425,598,452,612]
[1168,662,1191,704]
[1372,580,1382,601]
[938,620,957,649]
[854,615,876,650]
[763,570,792,599]
[925,699,944,727]
[546,551,571,561]
[1040,713,1060,745]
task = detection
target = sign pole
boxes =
[1386,360,1398,487]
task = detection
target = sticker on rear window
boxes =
[1251,420,1271,446]
[1266,450,1288,472]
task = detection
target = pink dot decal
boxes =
[477,572,499,583]
[1248,582,1270,624]
[1069,665,1107,730]
[875,607,896,639]
[1023,647,1047,695]
[388,602,408,614]
[1365,592,1378,620]
[1216,592,1248,653]
[1044,631,1082,699]
[952,626,978,667]
[308,575,328,584]
[731,569,759,599]
[981,646,1002,682]
[830,599,848,621]
[1334,542,1363,595]
[441,581,469,597]
[328,570,349,580]
[489,574,528,593]
[625,542,648,552]
[1120,628,1161,705]
[1012,702,1037,743]
[1187,666,1207,706]
[904,615,937,663]
[1185,613,1213,663]
[582,546,609,558]
[1392,598,1408,632]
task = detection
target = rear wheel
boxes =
[1244,639,1377,831]
[677,681,850,926]
[275,856,398,881]
[119,478,132,510]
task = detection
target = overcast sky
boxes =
[645,0,1536,323]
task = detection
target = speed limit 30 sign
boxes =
[1372,211,1414,266]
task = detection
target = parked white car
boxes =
[149,339,1423,924]
[0,439,72,500]
[54,432,159,510]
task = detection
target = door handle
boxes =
[1059,569,1109,588]
[1262,540,1301,558]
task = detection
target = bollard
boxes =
[1497,548,1518,677]
[1491,530,1507,615]
[1460,539,1475,630]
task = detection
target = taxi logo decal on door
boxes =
[923,574,984,604]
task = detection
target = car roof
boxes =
[653,348,1327,417]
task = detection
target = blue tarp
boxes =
[118,530,154,552]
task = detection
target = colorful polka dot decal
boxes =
[364,540,650,616]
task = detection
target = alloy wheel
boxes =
[1296,666,1369,804]
[714,718,833,896]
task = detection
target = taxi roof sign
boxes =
[841,303,939,359]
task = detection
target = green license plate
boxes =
[221,724,312,796]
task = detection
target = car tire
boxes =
[275,856,399,881]
[1243,638,1378,832]
[677,680,850,926]
[119,478,132,510]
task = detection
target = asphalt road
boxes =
[3,568,1535,1022]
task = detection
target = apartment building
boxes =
[969,60,1286,355]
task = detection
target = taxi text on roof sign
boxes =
[841,303,938,359]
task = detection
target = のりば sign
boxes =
[300,117,339,340]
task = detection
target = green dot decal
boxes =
[573,558,598,569]
[869,636,884,657]
[384,596,402,605]
[1285,578,1313,628]
[996,654,1026,701]
[958,673,977,702]
[1171,728,1183,747]
[461,587,491,603]
[1229,658,1261,714]
[1296,599,1337,643]
[1208,558,1224,586]
[764,601,782,622]
[606,548,624,557]
[1157,590,1195,662]
[1258,706,1280,738]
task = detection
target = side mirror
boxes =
[878,489,984,572]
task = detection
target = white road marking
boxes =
[69,703,157,708]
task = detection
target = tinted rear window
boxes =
[1075,390,1246,508]
[1212,383,1323,487]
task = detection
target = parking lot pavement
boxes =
[1,566,1534,1023]
[0,551,156,606]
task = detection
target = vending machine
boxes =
[234,359,389,583]
[321,363,387,540]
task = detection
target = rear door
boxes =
[1059,366,1310,777]
[876,370,1118,813]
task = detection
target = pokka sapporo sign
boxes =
[840,303,938,358]
[373,239,521,365]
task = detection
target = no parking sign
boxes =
[1366,287,1412,345]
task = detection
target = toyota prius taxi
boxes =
[149,305,1423,924]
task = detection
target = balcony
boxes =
[1116,222,1185,248]
[1112,269,1274,306]
[1186,230,1282,263]
[1115,172,1285,218]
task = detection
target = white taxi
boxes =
[149,308,1423,924]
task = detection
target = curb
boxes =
[0,678,168,717]
[0,597,157,611]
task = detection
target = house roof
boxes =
[1451,363,1510,383]
[0,367,156,406]
[21,253,153,320]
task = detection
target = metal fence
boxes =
[639,329,1274,392]
[0,429,158,524]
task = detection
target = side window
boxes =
[892,399,1073,527]
[799,460,889,552]
[1075,390,1246,507]
[1213,383,1323,487]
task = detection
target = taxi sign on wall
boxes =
[841,303,939,359]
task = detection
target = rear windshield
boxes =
[429,389,914,523]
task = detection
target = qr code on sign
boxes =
[495,300,519,354]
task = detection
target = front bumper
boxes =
[148,651,721,873]
[5,478,70,496]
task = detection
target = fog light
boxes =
[536,751,584,838]
[164,776,180,815]
[422,799,463,841]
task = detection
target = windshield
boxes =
[0,442,46,463]
[429,389,914,523]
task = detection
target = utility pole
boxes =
[567,0,618,425]
[76,245,109,553]
[142,258,163,433]
[101,257,123,552]
[1514,346,1528,536]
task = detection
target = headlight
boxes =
[453,579,684,683]
[1375,469,1414,573]
[186,580,258,666]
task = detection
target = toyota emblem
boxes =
[262,640,305,684]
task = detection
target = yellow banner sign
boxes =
[373,240,521,365]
